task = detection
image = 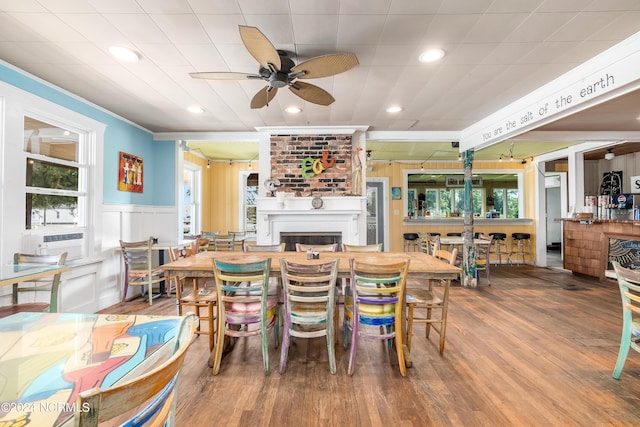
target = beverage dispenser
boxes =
[611,193,635,220]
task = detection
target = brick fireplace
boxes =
[255,127,368,247]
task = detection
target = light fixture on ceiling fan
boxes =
[605,148,615,160]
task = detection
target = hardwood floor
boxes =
[101,265,640,426]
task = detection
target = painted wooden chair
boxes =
[424,234,441,255]
[406,248,457,354]
[120,238,165,306]
[612,261,640,379]
[75,315,195,426]
[295,243,339,252]
[243,242,286,252]
[212,258,279,375]
[279,258,339,374]
[0,252,68,319]
[212,234,236,251]
[341,243,383,252]
[475,234,493,285]
[169,246,216,350]
[343,258,410,376]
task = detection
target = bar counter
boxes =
[559,217,640,281]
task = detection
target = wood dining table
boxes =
[160,250,460,368]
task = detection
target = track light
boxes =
[499,155,503,162]
[420,162,424,171]
[207,160,210,168]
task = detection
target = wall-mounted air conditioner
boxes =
[22,231,86,260]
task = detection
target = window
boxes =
[493,188,519,218]
[416,188,484,217]
[24,117,84,229]
[405,171,521,218]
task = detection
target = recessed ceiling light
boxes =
[419,48,445,63]
[187,106,205,114]
[386,106,403,113]
[285,106,302,114]
[109,46,139,62]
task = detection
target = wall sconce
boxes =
[605,149,615,160]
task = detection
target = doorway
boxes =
[544,172,567,268]
[182,162,202,237]
[366,178,389,250]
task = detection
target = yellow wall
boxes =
[187,153,536,257]
[183,153,253,235]
[368,160,535,253]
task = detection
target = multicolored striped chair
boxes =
[343,258,410,376]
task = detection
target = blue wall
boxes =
[0,63,175,206]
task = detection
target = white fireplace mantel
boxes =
[256,196,367,246]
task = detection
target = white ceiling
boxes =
[2,0,640,160]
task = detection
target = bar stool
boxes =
[488,232,508,265]
[509,233,531,265]
[403,233,420,252]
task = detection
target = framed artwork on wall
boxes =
[118,151,143,193]
[392,186,402,200]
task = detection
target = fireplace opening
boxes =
[280,232,342,251]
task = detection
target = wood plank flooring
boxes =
[100,265,640,426]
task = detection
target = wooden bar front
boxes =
[561,218,640,281]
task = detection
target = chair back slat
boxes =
[295,243,339,252]
[341,243,383,252]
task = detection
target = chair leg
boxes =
[613,323,632,379]
[347,320,358,376]
[394,311,406,377]
[261,315,271,376]
[406,304,414,351]
[425,307,433,338]
[327,316,337,375]
[207,303,215,351]
[213,307,226,375]
[279,323,291,374]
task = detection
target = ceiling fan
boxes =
[190,26,359,109]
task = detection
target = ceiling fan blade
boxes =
[239,26,281,71]
[289,81,335,106]
[291,53,359,79]
[251,86,278,109]
[190,72,261,80]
